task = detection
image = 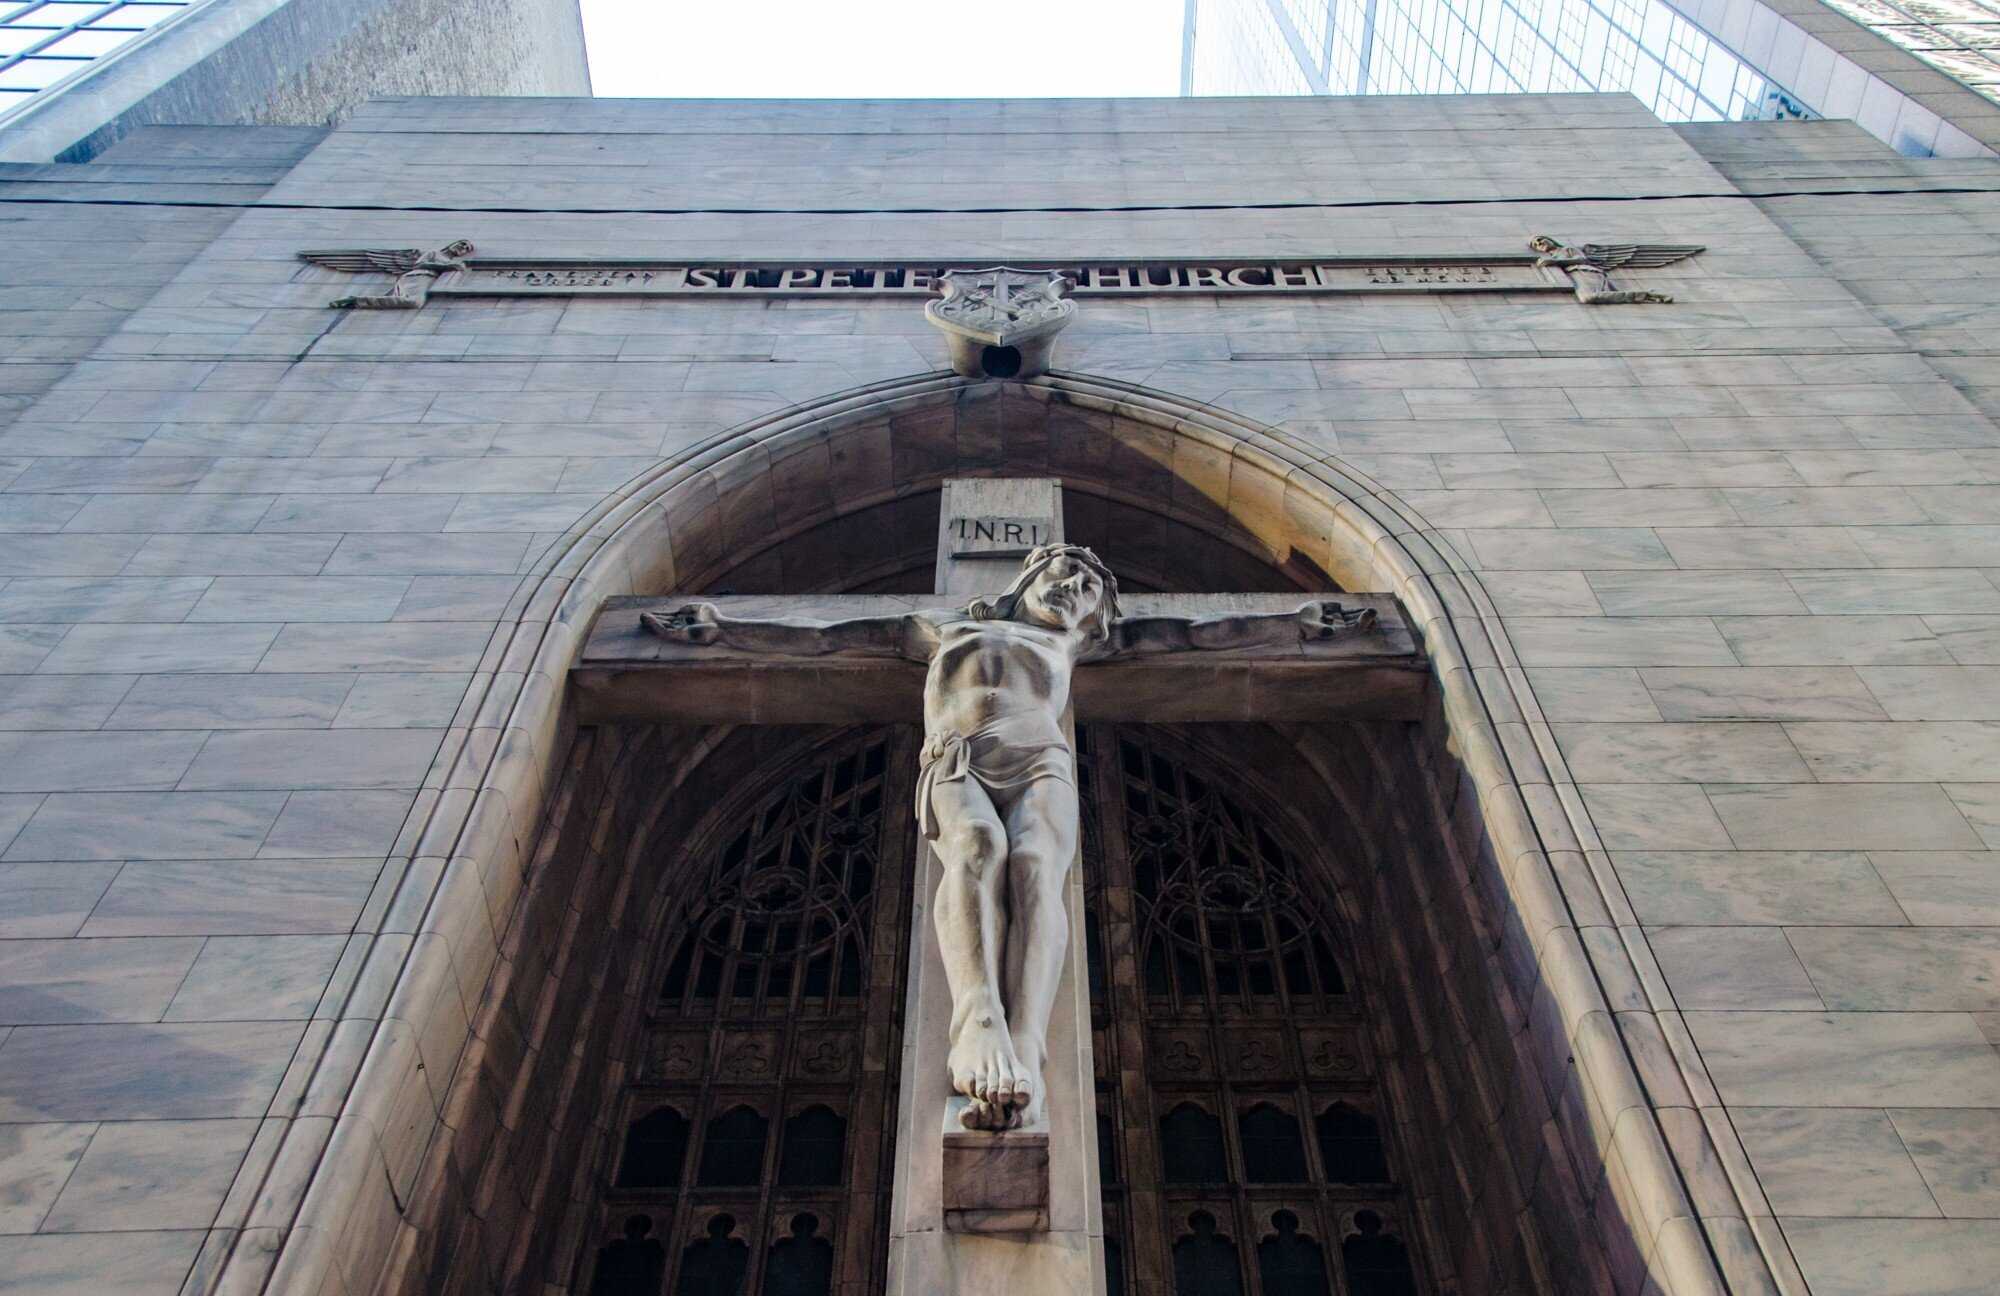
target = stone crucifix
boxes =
[577,477,1424,1290]
[646,520,1371,1134]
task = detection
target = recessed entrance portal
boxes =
[377,380,1683,1296]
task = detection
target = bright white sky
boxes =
[579,0,1186,98]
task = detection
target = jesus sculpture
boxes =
[646,545,1373,1131]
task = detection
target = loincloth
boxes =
[916,713,1073,840]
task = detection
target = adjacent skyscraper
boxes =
[1182,0,1999,154]
[0,0,589,161]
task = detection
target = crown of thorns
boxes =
[966,543,1121,642]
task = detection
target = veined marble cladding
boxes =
[0,92,1998,1295]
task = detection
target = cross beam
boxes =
[574,600,1426,724]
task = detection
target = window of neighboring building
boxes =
[0,1,204,123]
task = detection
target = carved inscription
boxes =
[497,267,671,290]
[426,256,1569,299]
[949,516,1053,557]
[309,243,1704,308]
[1364,264,1498,285]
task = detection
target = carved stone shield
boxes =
[924,266,1076,379]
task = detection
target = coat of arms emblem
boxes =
[924,266,1077,379]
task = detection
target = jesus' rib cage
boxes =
[578,726,1434,1296]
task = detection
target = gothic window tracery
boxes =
[589,1215,667,1296]
[1341,1210,1420,1296]
[577,725,1432,1295]
[1259,1209,1332,1296]
[761,1213,834,1296]
[1239,1103,1309,1184]
[581,731,910,1296]
[619,1107,691,1189]
[1082,727,1434,1296]
[655,742,886,1018]
[697,1107,769,1188]
[1316,1103,1391,1185]
[776,1107,846,1187]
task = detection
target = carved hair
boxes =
[966,543,1121,643]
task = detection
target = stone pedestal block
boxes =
[942,1098,1050,1233]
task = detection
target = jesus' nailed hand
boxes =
[642,546,1377,1131]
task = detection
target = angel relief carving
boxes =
[1528,234,1705,304]
[298,239,475,309]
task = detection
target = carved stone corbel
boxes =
[923,266,1076,379]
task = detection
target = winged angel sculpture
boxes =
[298,240,475,309]
[1528,235,1704,305]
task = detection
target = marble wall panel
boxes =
[36,1119,258,1232]
[1688,1011,2000,1107]
[1648,927,1823,1008]
[1615,850,1906,926]
[1730,1107,1939,1217]
[1887,1109,2000,1217]
[1782,1218,2000,1296]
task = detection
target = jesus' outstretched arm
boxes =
[641,603,941,660]
[1102,599,1377,656]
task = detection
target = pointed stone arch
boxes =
[233,371,1768,1296]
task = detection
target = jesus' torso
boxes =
[921,615,1076,745]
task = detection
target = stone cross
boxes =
[575,478,1424,1296]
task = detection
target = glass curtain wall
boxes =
[0,1,204,122]
[1185,0,1812,123]
[1820,0,2000,105]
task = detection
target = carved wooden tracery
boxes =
[582,725,1428,1295]
[585,731,915,1296]
[1082,727,1428,1296]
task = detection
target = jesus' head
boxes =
[968,543,1120,645]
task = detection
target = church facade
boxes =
[1,91,1998,1296]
